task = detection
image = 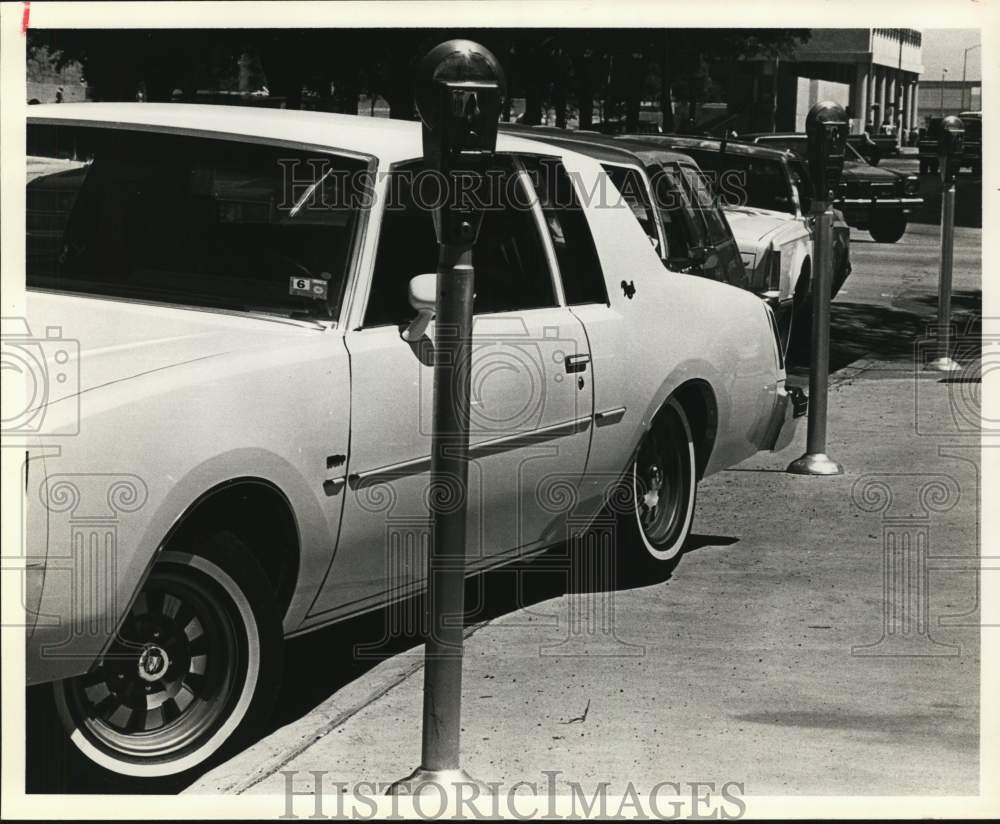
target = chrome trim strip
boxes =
[839,197,923,207]
[322,478,346,496]
[594,407,627,426]
[347,415,593,488]
[516,164,568,307]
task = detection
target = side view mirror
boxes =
[401,273,437,342]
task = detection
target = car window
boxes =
[365,160,556,327]
[601,164,661,255]
[26,124,366,318]
[649,162,702,258]
[520,157,608,306]
[787,160,812,213]
[745,157,795,214]
[676,163,733,246]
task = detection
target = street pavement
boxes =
[187,166,984,799]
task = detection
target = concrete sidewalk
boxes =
[190,358,982,799]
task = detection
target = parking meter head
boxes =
[415,40,506,246]
[938,116,965,184]
[415,40,505,171]
[805,101,849,203]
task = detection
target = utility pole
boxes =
[896,30,904,150]
[961,43,981,111]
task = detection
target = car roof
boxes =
[27,103,567,165]
[499,123,694,168]
[625,133,793,161]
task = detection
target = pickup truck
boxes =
[744,132,922,243]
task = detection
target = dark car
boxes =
[918,112,981,177]
[501,124,747,289]
[742,132,922,243]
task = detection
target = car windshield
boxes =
[27,123,368,318]
[756,136,807,156]
[961,118,981,140]
[681,147,795,215]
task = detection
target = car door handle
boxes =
[564,353,591,373]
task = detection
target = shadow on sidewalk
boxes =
[267,531,734,732]
[787,292,981,374]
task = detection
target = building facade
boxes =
[718,28,923,138]
[917,79,981,121]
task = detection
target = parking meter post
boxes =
[788,101,846,477]
[387,40,503,799]
[420,240,474,775]
[809,206,834,448]
[928,115,964,372]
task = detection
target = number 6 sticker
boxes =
[289,276,329,300]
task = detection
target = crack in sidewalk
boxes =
[229,620,493,794]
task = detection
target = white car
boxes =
[20,103,799,781]
[630,135,852,349]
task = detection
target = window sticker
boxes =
[289,276,329,300]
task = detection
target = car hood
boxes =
[23,291,327,407]
[722,206,794,243]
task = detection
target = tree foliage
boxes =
[27,28,810,130]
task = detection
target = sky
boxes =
[920,28,981,82]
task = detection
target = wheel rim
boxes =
[57,559,251,770]
[633,411,688,548]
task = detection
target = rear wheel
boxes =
[869,211,907,243]
[53,533,282,782]
[620,398,697,574]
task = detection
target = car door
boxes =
[306,159,593,620]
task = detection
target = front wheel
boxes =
[869,211,907,243]
[620,398,697,574]
[53,533,282,782]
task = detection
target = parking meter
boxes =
[805,101,849,202]
[389,40,504,798]
[929,116,964,371]
[788,100,847,476]
[415,40,505,246]
[938,115,965,185]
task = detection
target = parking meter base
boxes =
[786,452,844,476]
[386,767,492,798]
[927,356,961,372]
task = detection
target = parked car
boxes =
[622,134,852,345]
[23,103,800,782]
[918,112,982,177]
[500,124,748,288]
[743,132,922,243]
